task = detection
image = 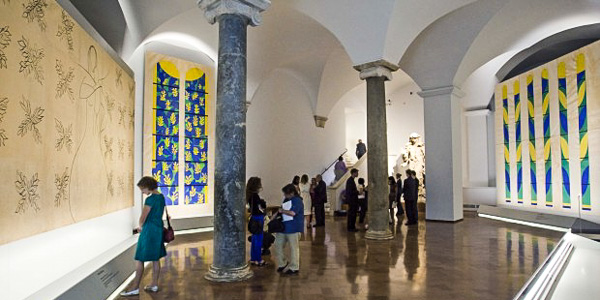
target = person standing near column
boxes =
[274,184,304,275]
[395,173,404,216]
[357,177,368,228]
[246,177,267,266]
[313,174,327,227]
[403,170,419,225]
[346,169,360,232]
[299,174,312,228]
[388,176,397,224]
[356,139,367,159]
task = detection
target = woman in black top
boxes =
[388,176,397,224]
[247,177,267,266]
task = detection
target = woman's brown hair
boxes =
[137,176,159,190]
[246,177,262,203]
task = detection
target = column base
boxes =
[204,263,253,282]
[365,229,394,240]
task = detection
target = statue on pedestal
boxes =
[400,133,426,202]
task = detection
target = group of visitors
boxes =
[244,173,329,276]
[388,170,419,226]
[119,138,418,293]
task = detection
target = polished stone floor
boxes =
[119,212,564,300]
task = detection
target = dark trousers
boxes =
[314,202,325,226]
[396,197,404,215]
[358,198,368,223]
[250,215,264,262]
[405,199,418,224]
[347,201,358,230]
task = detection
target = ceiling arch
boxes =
[398,0,507,90]
[383,0,479,65]
[454,0,600,85]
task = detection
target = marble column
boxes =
[198,0,270,282]
[418,86,464,222]
[354,60,398,240]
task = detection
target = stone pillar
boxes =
[418,86,464,222]
[354,60,398,240]
[198,0,270,282]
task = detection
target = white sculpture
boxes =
[399,133,426,202]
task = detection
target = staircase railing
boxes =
[326,151,368,215]
[321,149,348,186]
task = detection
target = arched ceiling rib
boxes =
[398,0,507,90]
[454,0,600,85]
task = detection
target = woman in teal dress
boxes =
[121,176,167,296]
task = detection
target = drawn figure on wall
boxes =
[400,133,426,202]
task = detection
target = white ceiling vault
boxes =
[72,0,600,114]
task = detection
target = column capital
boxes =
[197,0,271,26]
[314,115,328,128]
[353,59,399,81]
[418,85,465,98]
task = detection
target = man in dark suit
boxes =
[313,174,327,227]
[403,170,419,225]
[395,173,404,216]
[356,139,367,159]
[345,169,359,232]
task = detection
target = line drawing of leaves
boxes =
[17,96,44,144]
[115,68,122,89]
[128,107,134,129]
[118,105,126,127]
[15,171,41,214]
[117,175,125,195]
[18,36,44,85]
[54,167,70,207]
[103,135,113,159]
[22,0,48,31]
[54,118,72,152]
[56,10,74,50]
[0,97,8,147]
[104,94,114,120]
[129,82,134,98]
[55,59,74,101]
[0,129,7,146]
[0,26,11,69]
[0,97,8,123]
[107,171,114,196]
[118,139,125,159]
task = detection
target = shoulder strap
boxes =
[163,195,172,228]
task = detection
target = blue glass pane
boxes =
[185,115,206,138]
[154,136,179,161]
[185,137,208,162]
[154,109,179,136]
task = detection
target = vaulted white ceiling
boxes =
[76,0,600,115]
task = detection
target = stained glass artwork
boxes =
[153,61,180,205]
[184,68,208,204]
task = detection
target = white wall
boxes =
[247,69,346,205]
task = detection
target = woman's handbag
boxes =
[267,214,285,233]
[248,216,262,234]
[163,204,175,243]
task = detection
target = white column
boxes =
[418,86,464,221]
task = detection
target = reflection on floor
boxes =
[118,212,563,300]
